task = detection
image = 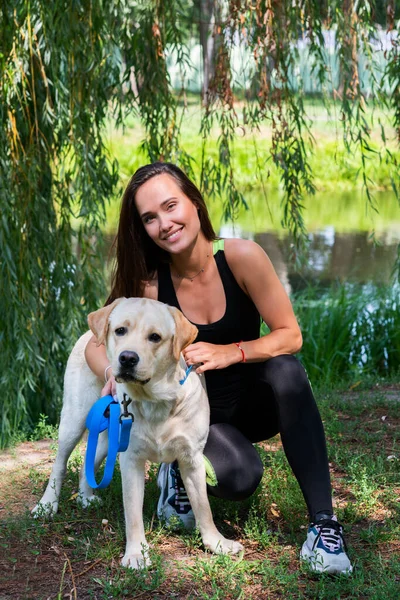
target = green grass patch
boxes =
[1,385,399,599]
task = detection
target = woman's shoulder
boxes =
[223,238,265,262]
[222,238,270,288]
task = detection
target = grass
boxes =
[103,97,400,235]
[1,383,399,599]
[263,282,400,386]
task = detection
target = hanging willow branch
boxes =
[382,0,400,199]
[1,0,399,446]
[200,12,247,222]
[336,0,378,215]
[1,1,123,446]
[0,0,193,447]
[199,0,398,261]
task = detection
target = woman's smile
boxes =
[163,226,184,242]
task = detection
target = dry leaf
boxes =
[270,506,280,517]
[349,381,361,390]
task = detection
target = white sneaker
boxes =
[157,461,196,530]
[300,515,353,574]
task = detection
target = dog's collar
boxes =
[179,365,193,385]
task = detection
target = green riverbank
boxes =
[103,99,400,234]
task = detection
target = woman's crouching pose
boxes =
[85,162,353,575]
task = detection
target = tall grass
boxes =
[293,283,400,385]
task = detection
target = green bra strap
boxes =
[213,238,224,254]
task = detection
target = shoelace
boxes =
[312,518,347,553]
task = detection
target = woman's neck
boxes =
[169,235,212,280]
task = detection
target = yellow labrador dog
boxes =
[33,297,243,568]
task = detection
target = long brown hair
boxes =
[106,162,217,304]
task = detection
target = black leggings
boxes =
[202,355,333,522]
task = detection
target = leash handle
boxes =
[85,395,133,490]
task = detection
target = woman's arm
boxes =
[226,238,302,362]
[183,239,302,373]
[85,335,117,396]
[85,335,111,380]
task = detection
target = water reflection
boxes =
[103,223,398,292]
[219,223,398,292]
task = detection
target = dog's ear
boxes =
[168,306,198,361]
[88,298,125,346]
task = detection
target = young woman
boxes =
[85,162,352,574]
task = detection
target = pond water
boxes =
[219,223,398,295]
[213,190,400,293]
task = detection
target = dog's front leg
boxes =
[119,452,151,569]
[179,455,244,556]
[32,410,87,517]
[78,429,109,507]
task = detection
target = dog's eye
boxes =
[148,333,161,343]
[115,327,127,336]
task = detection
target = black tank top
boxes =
[157,239,261,416]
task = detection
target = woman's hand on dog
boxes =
[183,342,243,374]
[101,374,117,397]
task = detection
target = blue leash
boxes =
[179,364,193,384]
[85,393,134,489]
[85,366,193,490]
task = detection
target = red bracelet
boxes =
[234,341,246,363]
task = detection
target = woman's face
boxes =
[134,173,202,253]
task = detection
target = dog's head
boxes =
[88,298,198,387]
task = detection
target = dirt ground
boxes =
[0,439,269,600]
[1,385,399,600]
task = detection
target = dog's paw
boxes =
[121,549,152,570]
[78,494,102,509]
[31,501,58,518]
[203,536,244,556]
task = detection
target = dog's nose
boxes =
[119,351,139,368]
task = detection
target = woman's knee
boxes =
[260,354,311,398]
[204,423,264,501]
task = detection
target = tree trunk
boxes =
[199,0,221,101]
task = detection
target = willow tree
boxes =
[1,0,399,446]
